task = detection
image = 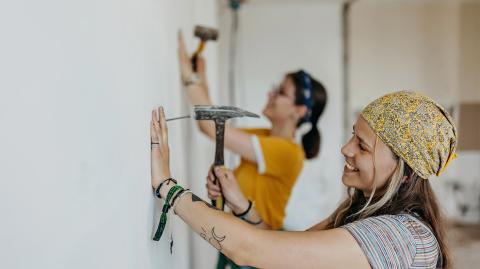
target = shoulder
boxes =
[259,135,304,162]
[251,134,304,177]
[342,214,439,269]
[239,128,270,136]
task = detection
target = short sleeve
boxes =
[342,215,439,269]
[252,135,304,179]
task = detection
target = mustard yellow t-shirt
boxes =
[234,128,305,229]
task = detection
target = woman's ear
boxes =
[295,105,308,120]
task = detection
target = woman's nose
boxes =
[341,138,355,158]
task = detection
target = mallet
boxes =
[191,25,219,71]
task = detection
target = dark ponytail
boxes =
[302,126,321,159]
[288,70,327,159]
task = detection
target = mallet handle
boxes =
[191,41,205,72]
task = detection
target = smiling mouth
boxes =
[345,161,359,172]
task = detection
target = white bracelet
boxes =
[172,190,192,215]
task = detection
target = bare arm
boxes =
[177,33,256,162]
[151,108,370,269]
[307,218,331,231]
[166,185,369,268]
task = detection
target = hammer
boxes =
[191,25,218,72]
[194,105,259,210]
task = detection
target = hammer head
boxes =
[194,25,219,41]
[194,105,259,121]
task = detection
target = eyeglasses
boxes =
[270,84,288,97]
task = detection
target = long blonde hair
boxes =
[324,157,451,268]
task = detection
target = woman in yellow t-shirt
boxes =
[178,33,327,230]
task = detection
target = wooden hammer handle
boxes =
[191,41,205,72]
[212,120,226,210]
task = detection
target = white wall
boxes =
[0,0,219,268]
[348,0,480,222]
[459,1,480,103]
[349,0,460,112]
[218,0,345,231]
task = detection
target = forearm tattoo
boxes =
[191,193,219,210]
[200,226,226,251]
[190,193,226,250]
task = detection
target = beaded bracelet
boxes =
[154,177,178,198]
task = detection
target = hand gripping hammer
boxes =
[194,105,259,210]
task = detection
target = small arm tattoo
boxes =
[200,226,226,251]
[191,193,219,210]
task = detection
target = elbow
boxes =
[229,251,249,267]
[227,229,257,267]
[228,249,249,267]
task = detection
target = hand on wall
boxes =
[150,107,171,189]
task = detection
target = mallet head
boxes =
[194,25,219,41]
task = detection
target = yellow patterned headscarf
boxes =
[361,90,457,179]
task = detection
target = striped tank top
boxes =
[342,214,440,269]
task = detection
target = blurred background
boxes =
[0,0,478,268]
